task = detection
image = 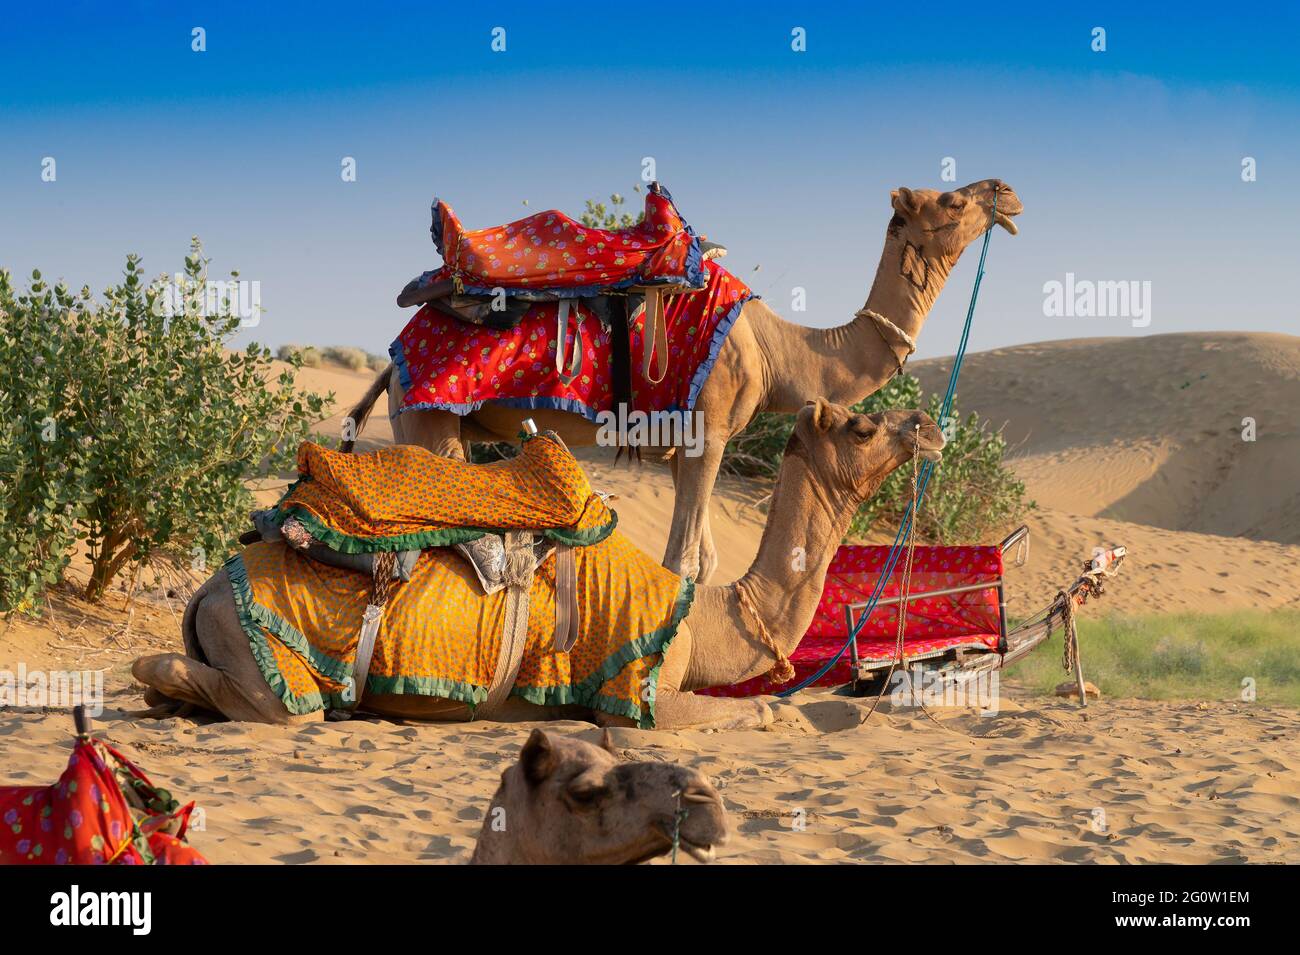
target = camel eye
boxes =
[848,417,876,440]
[566,782,609,806]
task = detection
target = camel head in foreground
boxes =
[470,729,728,864]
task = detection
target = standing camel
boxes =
[345,179,1021,585]
[132,399,944,730]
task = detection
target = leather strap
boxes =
[556,300,584,384]
[635,288,670,385]
[350,604,382,706]
[475,531,537,720]
[553,543,580,653]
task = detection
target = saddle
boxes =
[243,427,614,719]
[395,182,726,398]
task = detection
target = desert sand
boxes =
[2,331,1297,864]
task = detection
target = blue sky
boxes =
[2,1,1297,359]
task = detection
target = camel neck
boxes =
[759,230,955,413]
[681,436,885,691]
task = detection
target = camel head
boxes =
[470,729,729,865]
[794,398,945,506]
[889,178,1023,266]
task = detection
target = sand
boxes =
[2,331,1297,864]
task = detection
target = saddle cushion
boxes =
[430,187,704,295]
[226,532,691,726]
[0,738,206,865]
[270,431,616,553]
[393,260,753,421]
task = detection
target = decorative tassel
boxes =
[765,653,797,685]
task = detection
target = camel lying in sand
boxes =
[133,398,943,729]
[345,179,1020,584]
[471,729,728,864]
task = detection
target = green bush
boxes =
[721,372,1033,544]
[0,241,334,611]
[579,191,644,230]
[321,345,369,372]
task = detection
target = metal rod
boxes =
[998,524,1029,554]
[844,605,859,666]
[997,581,1008,653]
[843,579,1001,620]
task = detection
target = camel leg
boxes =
[667,452,720,586]
[387,367,467,460]
[132,572,316,725]
[633,623,772,730]
[652,686,772,730]
[662,438,725,584]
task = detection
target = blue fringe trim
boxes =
[682,291,755,413]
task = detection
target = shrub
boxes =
[0,241,334,611]
[579,191,644,230]
[366,352,389,372]
[721,372,1033,544]
[321,345,369,372]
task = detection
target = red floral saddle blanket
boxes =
[393,260,752,421]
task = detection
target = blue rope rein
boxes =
[776,193,999,698]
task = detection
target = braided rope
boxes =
[1059,588,1078,673]
[370,550,399,607]
[734,577,796,685]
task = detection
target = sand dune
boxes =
[2,333,1296,865]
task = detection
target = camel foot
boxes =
[654,688,773,731]
[124,700,195,720]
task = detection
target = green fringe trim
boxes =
[223,553,692,726]
[509,576,695,728]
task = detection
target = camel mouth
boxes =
[653,819,720,863]
[918,448,943,464]
[678,838,717,864]
[994,211,1019,235]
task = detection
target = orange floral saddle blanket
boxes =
[226,531,690,726]
[266,431,617,553]
[229,431,690,725]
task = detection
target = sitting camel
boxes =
[345,179,1020,584]
[133,398,944,729]
[470,729,728,864]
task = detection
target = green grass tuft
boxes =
[1005,608,1300,706]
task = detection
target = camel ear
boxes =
[804,397,835,433]
[891,187,921,216]
[520,729,557,785]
